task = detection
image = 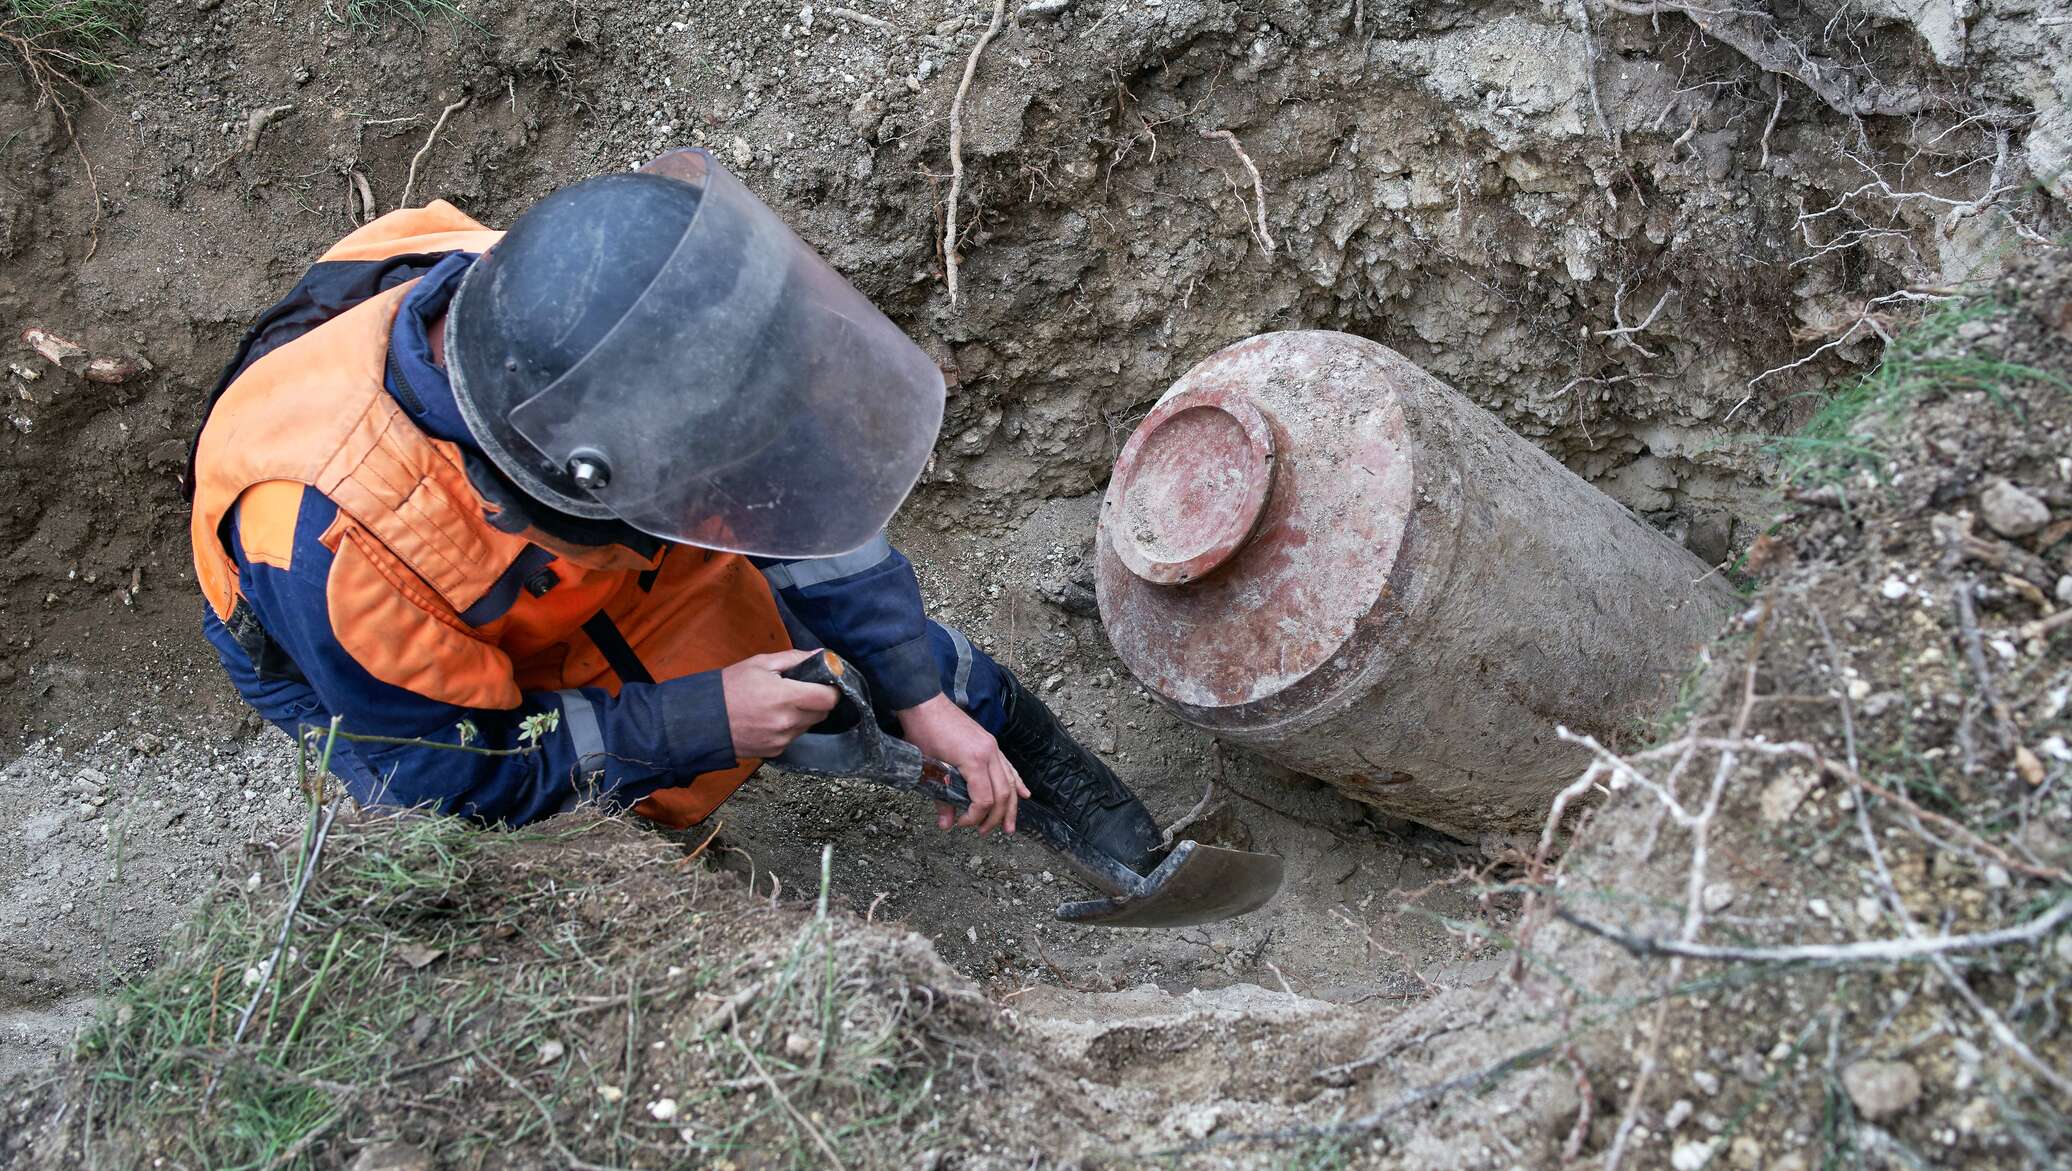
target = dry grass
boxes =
[57,775,992,1169]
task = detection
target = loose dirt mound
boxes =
[14,809,1008,1170]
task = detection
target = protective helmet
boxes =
[446,150,945,558]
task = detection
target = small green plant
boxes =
[518,708,561,748]
[1766,296,2069,488]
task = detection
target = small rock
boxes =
[1727,1134,1763,1170]
[784,1031,814,1058]
[1879,576,1910,600]
[2057,576,2072,606]
[1807,897,1832,919]
[1855,896,1882,925]
[1759,769,1820,823]
[1983,863,2010,889]
[647,1097,678,1121]
[535,1039,565,1065]
[1692,1069,1722,1096]
[1664,1098,1695,1129]
[1953,1097,1995,1135]
[728,136,754,169]
[349,1142,432,1171]
[965,854,984,873]
[1701,882,1736,914]
[1980,479,2049,538]
[1169,1102,1221,1139]
[1671,1139,1717,1171]
[597,1085,624,1103]
[1842,1059,1922,1121]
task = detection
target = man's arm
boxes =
[754,535,943,710]
[224,483,739,825]
[756,535,1027,834]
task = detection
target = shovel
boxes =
[773,650,1284,928]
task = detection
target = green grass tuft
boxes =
[1767,296,2071,489]
[3,0,137,84]
[325,0,478,34]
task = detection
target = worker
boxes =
[185,148,1164,872]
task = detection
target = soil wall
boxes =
[4,3,2067,741]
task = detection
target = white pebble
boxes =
[648,1097,678,1121]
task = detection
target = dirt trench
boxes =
[2,0,2069,1165]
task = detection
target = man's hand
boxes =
[898,694,1029,835]
[721,650,840,761]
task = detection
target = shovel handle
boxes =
[779,650,977,811]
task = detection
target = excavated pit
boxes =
[2,0,2068,1165]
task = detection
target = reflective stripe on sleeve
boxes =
[759,533,894,592]
[556,689,606,764]
[944,625,975,709]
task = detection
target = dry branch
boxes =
[825,7,894,30]
[944,0,1007,305]
[399,97,469,211]
[1201,129,1276,255]
[1555,897,2072,965]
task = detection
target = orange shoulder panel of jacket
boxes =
[190,285,412,620]
[233,481,309,572]
[328,523,524,711]
[319,200,503,263]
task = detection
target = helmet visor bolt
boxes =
[567,453,611,492]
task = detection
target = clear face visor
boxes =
[504,152,945,559]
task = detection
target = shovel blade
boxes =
[1054,841,1284,928]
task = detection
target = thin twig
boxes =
[1159,747,1221,850]
[1555,898,2072,965]
[944,0,1007,304]
[674,820,725,869]
[399,97,469,210]
[1561,1046,1594,1162]
[732,1034,848,1170]
[1576,0,1619,153]
[1200,129,1276,254]
[1759,78,1784,170]
[1603,597,1770,1171]
[825,6,894,30]
[1845,741,2072,1098]
[203,757,343,1111]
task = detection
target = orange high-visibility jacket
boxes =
[189,203,791,827]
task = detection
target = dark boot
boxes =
[995,669,1164,873]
